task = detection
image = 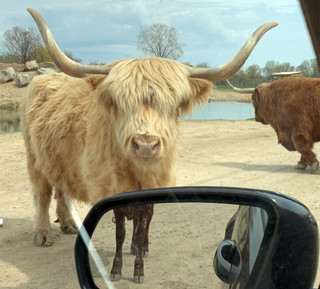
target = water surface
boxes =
[0,108,21,133]
[185,101,254,120]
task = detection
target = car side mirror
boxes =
[74,186,318,289]
[214,239,242,284]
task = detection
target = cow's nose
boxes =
[131,135,161,158]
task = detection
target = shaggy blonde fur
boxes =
[21,57,212,246]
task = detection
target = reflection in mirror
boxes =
[88,203,268,289]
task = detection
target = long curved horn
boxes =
[225,79,255,94]
[188,22,278,82]
[27,8,116,78]
[28,8,278,81]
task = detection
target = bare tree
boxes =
[262,60,294,80]
[196,62,210,68]
[297,58,320,77]
[64,50,82,63]
[246,64,263,86]
[137,24,184,60]
[2,26,41,63]
[297,60,312,77]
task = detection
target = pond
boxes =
[185,101,254,120]
[0,101,254,133]
[0,107,21,133]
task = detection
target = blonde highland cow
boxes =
[22,8,277,283]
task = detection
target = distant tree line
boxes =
[225,59,320,87]
[184,59,319,87]
[1,25,319,88]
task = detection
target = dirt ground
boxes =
[0,68,319,288]
[0,63,58,109]
[1,121,319,288]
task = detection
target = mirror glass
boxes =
[87,203,268,289]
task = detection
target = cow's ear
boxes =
[180,78,212,115]
[252,86,262,105]
[86,75,108,89]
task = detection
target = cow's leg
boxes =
[55,188,77,234]
[111,209,126,281]
[132,205,154,284]
[141,205,153,258]
[131,217,138,255]
[292,131,319,173]
[131,204,153,257]
[133,212,145,284]
[31,173,53,246]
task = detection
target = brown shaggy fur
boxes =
[21,57,212,281]
[252,77,320,172]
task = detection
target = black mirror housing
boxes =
[214,239,242,284]
[74,186,318,289]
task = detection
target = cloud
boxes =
[0,0,315,68]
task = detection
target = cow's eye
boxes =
[104,96,116,107]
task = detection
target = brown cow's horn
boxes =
[188,22,278,82]
[27,8,116,78]
[225,79,255,94]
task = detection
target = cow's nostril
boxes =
[132,138,139,150]
[152,141,160,152]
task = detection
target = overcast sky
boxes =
[0,0,316,69]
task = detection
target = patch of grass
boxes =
[216,85,232,91]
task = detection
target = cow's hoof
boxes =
[110,273,121,281]
[134,275,144,284]
[131,247,149,258]
[310,161,319,174]
[295,162,307,170]
[61,224,78,234]
[34,232,53,247]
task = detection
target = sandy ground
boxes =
[0,119,319,288]
[0,63,32,109]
